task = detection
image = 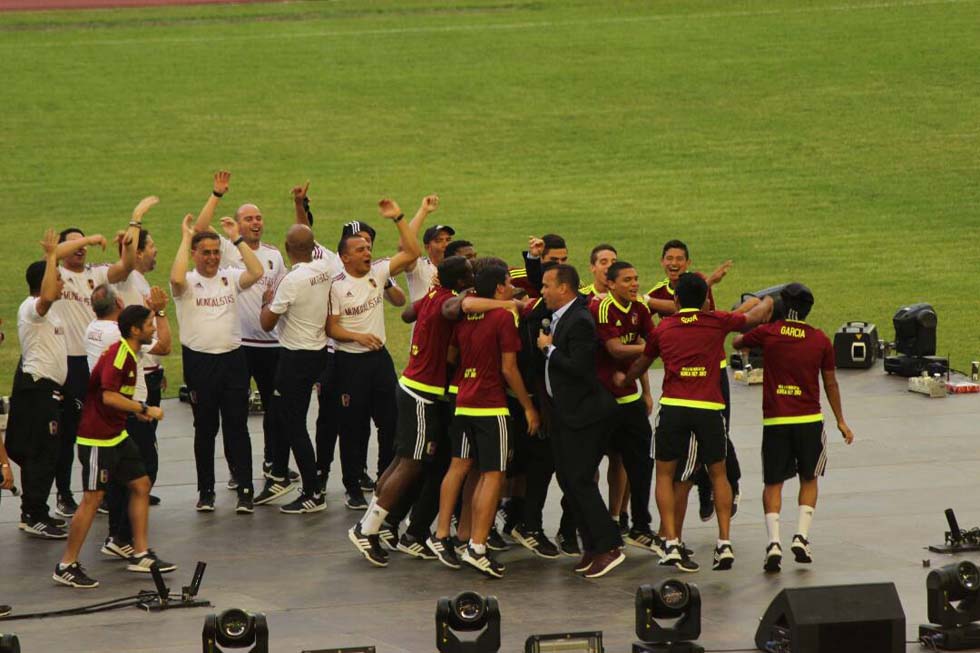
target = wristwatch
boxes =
[139,401,148,415]
[155,310,166,318]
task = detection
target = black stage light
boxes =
[0,634,19,653]
[202,608,268,653]
[919,561,980,650]
[436,591,500,653]
[525,631,603,653]
[893,302,937,357]
[633,581,703,653]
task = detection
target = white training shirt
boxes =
[219,237,286,348]
[268,259,333,351]
[312,240,344,276]
[405,257,438,303]
[17,296,68,385]
[172,268,246,354]
[111,270,163,372]
[50,263,110,357]
[328,259,392,354]
[85,319,153,402]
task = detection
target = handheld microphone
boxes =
[541,318,551,335]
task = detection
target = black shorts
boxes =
[394,384,444,461]
[79,436,147,493]
[451,413,513,473]
[654,404,727,481]
[762,421,827,484]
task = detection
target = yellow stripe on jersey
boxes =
[646,278,673,297]
[399,376,446,397]
[660,397,725,411]
[616,391,642,405]
[113,339,137,370]
[455,406,510,417]
[762,413,824,426]
[510,268,528,278]
[77,430,129,448]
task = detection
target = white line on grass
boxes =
[1,0,977,49]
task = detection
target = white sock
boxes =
[765,512,781,543]
[717,539,731,548]
[469,540,487,555]
[360,502,389,535]
[798,505,814,538]
[666,538,680,547]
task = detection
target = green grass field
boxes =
[2,0,978,395]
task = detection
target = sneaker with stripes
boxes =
[625,528,658,551]
[712,543,735,571]
[512,525,560,559]
[280,493,326,514]
[127,549,178,574]
[254,479,296,505]
[348,524,388,567]
[101,536,135,560]
[486,527,509,551]
[426,536,462,569]
[791,534,813,563]
[659,543,700,573]
[462,546,504,579]
[53,561,99,589]
[377,523,398,551]
[20,518,67,539]
[397,533,437,559]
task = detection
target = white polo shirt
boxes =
[268,259,333,351]
[219,238,285,348]
[405,257,437,303]
[50,263,110,357]
[328,259,391,354]
[85,319,153,402]
[111,270,163,372]
[18,296,68,385]
[172,268,246,354]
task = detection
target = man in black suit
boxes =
[537,264,624,578]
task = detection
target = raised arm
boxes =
[739,295,774,330]
[821,368,854,444]
[291,181,312,226]
[706,260,733,287]
[193,170,231,233]
[379,198,422,276]
[54,233,107,262]
[169,214,196,298]
[401,194,439,273]
[107,195,158,284]
[219,217,263,289]
[37,229,62,317]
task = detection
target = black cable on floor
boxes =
[0,591,157,621]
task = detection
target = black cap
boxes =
[340,220,377,244]
[780,282,814,307]
[423,224,455,244]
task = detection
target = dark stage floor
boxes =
[2,366,979,652]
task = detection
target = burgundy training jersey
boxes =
[739,320,835,425]
[645,309,747,410]
[401,286,458,396]
[451,308,522,415]
[77,340,138,445]
[591,295,654,402]
[646,273,716,318]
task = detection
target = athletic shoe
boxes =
[226,478,238,491]
[712,543,735,571]
[556,532,581,557]
[196,492,215,512]
[55,494,78,518]
[512,525,560,559]
[0,605,10,617]
[280,493,326,514]
[764,542,782,573]
[236,494,254,514]
[19,518,67,539]
[680,541,694,558]
[97,498,109,515]
[149,494,161,506]
[731,490,741,520]
[359,471,376,492]
[462,546,504,578]
[574,552,595,573]
[659,544,700,573]
[43,515,67,529]
[53,561,98,589]
[426,536,461,569]
[698,486,714,522]
[348,524,388,567]
[396,533,437,559]
[344,490,368,510]
[625,527,658,551]
[791,534,812,563]
[254,479,296,505]
[486,527,509,551]
[649,533,667,557]
[450,535,467,556]
[127,549,177,573]
[618,512,629,536]
[496,503,519,539]
[101,536,135,560]
[262,461,300,483]
[377,523,398,551]
[584,548,626,579]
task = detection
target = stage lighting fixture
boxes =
[202,608,268,653]
[436,591,500,653]
[919,561,980,650]
[634,581,703,653]
[893,302,937,357]
[525,631,603,653]
[0,634,20,653]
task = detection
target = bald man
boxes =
[257,225,333,513]
[194,172,292,490]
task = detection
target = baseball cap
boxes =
[340,220,377,244]
[423,225,456,244]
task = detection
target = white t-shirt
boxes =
[85,319,153,401]
[219,238,286,348]
[172,268,246,354]
[17,296,68,385]
[50,263,110,356]
[328,259,392,354]
[405,257,437,303]
[268,259,333,351]
[312,241,344,276]
[111,270,163,372]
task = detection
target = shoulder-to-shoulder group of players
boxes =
[0,171,854,589]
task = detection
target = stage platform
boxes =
[2,366,978,652]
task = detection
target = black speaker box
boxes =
[834,322,879,369]
[754,583,905,653]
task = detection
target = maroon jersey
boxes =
[509,266,540,299]
[645,309,747,410]
[579,283,606,304]
[739,320,835,425]
[77,340,138,446]
[400,286,457,396]
[591,295,654,402]
[451,308,522,415]
[645,273,716,318]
